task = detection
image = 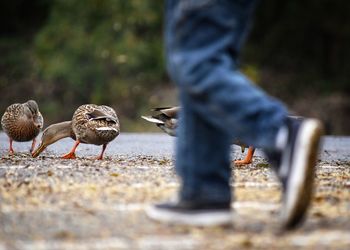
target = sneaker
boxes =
[146,199,232,226]
[266,117,324,229]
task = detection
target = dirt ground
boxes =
[0,135,349,250]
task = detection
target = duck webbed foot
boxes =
[61,140,80,159]
[96,144,107,160]
[62,152,76,159]
[8,139,14,155]
[234,146,255,166]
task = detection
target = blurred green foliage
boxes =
[0,0,349,133]
[34,0,165,124]
[0,0,165,128]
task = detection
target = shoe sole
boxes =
[281,119,324,229]
[146,205,232,227]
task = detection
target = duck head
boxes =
[23,100,43,129]
[32,121,74,157]
[25,100,39,114]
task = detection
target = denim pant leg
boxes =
[176,90,232,203]
[165,0,288,148]
[165,0,288,202]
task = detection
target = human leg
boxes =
[147,0,267,226]
[147,0,323,228]
[165,0,287,148]
[146,90,233,226]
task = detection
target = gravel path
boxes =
[0,133,349,249]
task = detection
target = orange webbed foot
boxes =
[61,140,80,159]
[234,158,253,165]
[8,139,14,155]
[61,152,76,159]
[95,144,107,160]
[234,146,255,166]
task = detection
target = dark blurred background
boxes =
[1,0,349,134]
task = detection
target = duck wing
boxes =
[152,106,179,118]
[87,109,118,123]
[142,107,178,136]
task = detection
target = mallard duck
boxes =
[1,100,44,155]
[141,107,178,136]
[141,107,255,165]
[32,104,120,160]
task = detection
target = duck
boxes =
[141,107,178,136]
[1,100,44,155]
[141,106,255,165]
[32,104,120,160]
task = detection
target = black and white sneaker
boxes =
[266,117,324,229]
[146,199,232,226]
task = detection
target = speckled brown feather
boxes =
[1,101,43,142]
[72,104,120,145]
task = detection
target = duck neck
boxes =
[48,121,74,143]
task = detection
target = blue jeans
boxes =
[165,0,288,203]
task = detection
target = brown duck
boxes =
[142,106,255,165]
[1,100,44,154]
[32,104,120,160]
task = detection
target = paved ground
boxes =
[0,133,349,250]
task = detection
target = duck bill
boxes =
[32,143,47,158]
